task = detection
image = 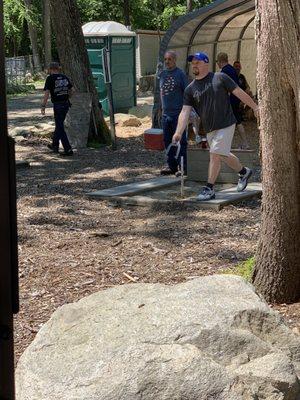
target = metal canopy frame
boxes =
[153,0,256,127]
[158,0,255,67]
[211,7,255,71]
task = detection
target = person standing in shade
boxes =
[217,52,249,149]
[41,62,74,156]
[172,52,259,201]
[233,60,251,94]
[159,50,188,175]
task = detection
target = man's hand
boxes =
[172,132,182,143]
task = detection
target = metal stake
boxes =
[180,156,184,198]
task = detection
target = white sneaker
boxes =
[197,186,215,201]
[237,167,252,192]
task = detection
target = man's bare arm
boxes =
[232,87,259,115]
[172,105,192,143]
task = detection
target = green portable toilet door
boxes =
[110,37,136,113]
[87,48,109,115]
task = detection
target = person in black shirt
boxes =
[217,53,249,149]
[41,62,74,156]
[233,61,251,93]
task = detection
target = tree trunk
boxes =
[49,0,111,144]
[23,0,42,71]
[43,0,52,68]
[124,0,130,27]
[252,0,300,303]
[187,0,193,12]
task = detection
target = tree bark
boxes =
[252,0,300,303]
[187,0,193,12]
[124,0,130,27]
[23,0,42,71]
[49,0,111,144]
[43,0,52,68]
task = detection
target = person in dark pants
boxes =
[159,51,188,175]
[217,53,249,149]
[41,62,74,156]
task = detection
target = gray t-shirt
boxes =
[183,72,238,133]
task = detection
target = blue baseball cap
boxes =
[187,52,209,63]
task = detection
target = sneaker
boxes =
[160,168,176,176]
[197,186,215,201]
[47,143,59,153]
[237,167,252,192]
[60,149,74,156]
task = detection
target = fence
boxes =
[5,56,34,84]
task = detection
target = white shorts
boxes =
[207,124,236,156]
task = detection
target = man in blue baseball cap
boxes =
[172,51,259,201]
[187,52,210,63]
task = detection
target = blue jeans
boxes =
[53,102,72,151]
[162,113,187,173]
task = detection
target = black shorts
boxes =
[231,103,243,125]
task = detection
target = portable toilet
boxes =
[82,21,137,116]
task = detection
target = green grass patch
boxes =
[223,257,255,281]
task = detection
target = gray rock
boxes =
[9,126,37,137]
[9,122,55,139]
[16,275,300,400]
[65,92,92,148]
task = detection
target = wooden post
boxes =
[180,156,184,198]
[0,1,19,397]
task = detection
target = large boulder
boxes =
[16,275,300,400]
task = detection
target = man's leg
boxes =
[54,104,72,152]
[172,114,187,173]
[232,103,249,149]
[57,105,72,152]
[162,114,178,173]
[208,152,222,184]
[221,153,252,192]
[221,152,243,172]
[52,107,60,151]
[236,123,249,149]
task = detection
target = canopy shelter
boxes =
[154,0,256,121]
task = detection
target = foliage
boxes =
[6,82,35,95]
[4,0,42,56]
[223,257,255,282]
[77,0,213,30]
[4,0,214,56]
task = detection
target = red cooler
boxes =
[144,128,164,151]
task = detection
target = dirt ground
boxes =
[9,91,300,363]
